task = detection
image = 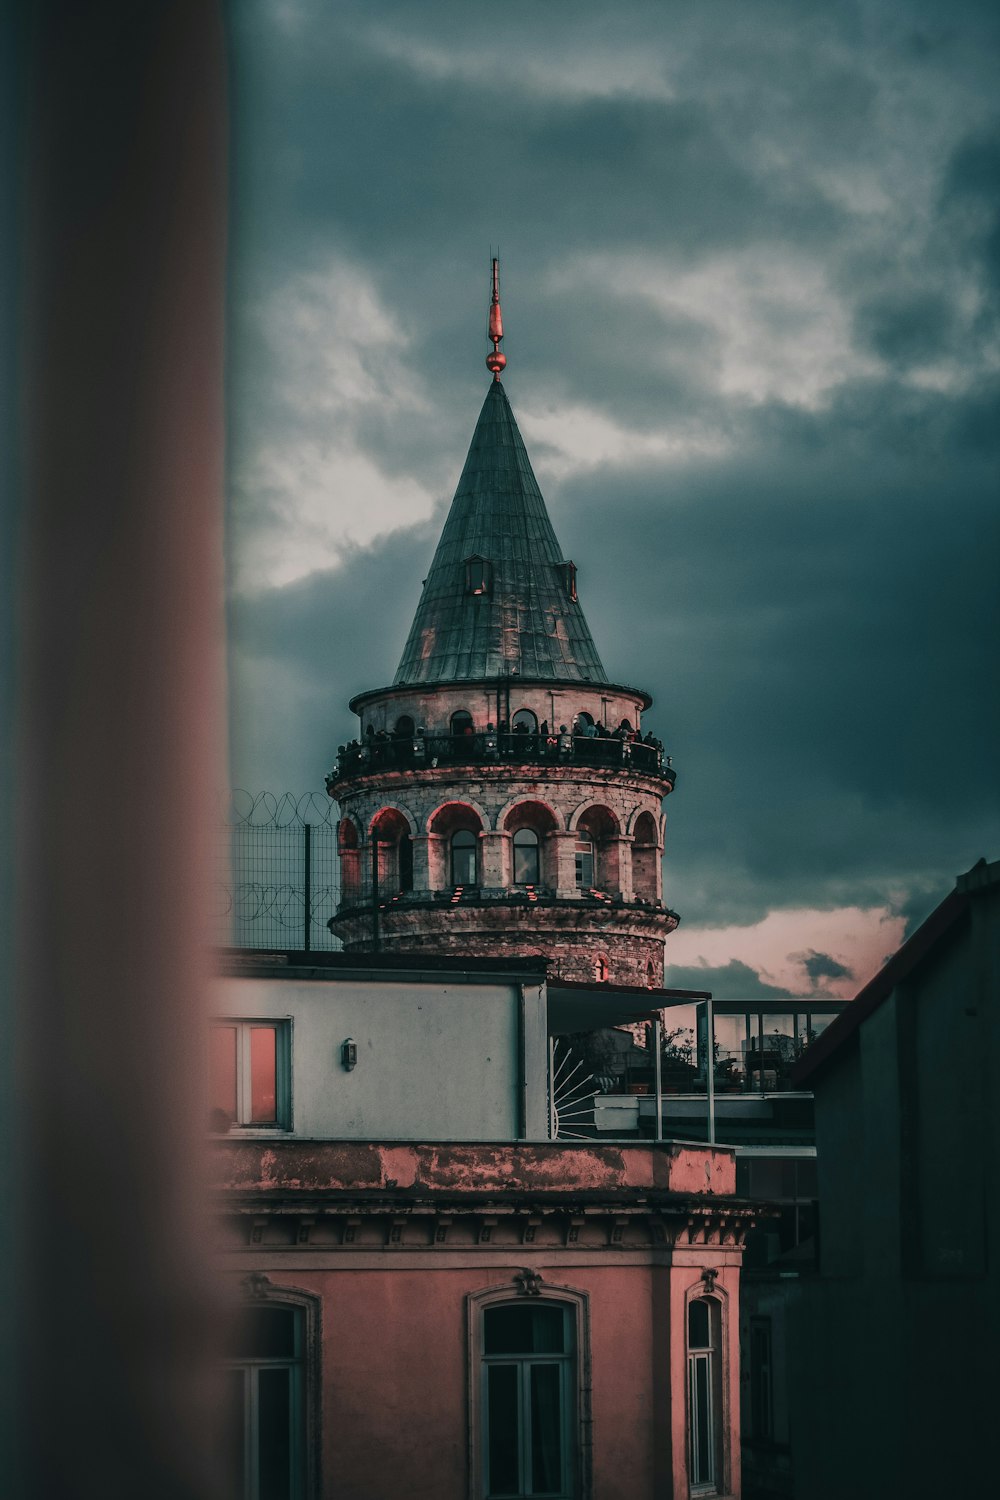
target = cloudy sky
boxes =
[225,0,1000,998]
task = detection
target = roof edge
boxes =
[790,868,991,1085]
[349,677,655,715]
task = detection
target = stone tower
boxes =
[326,264,678,984]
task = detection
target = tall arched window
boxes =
[511,708,537,733]
[481,1301,575,1499]
[451,828,477,886]
[512,827,540,885]
[632,811,659,903]
[394,714,415,738]
[593,953,610,983]
[370,808,413,897]
[337,819,361,905]
[575,805,620,892]
[450,710,474,737]
[223,1290,320,1500]
[687,1296,723,1492]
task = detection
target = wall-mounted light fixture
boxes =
[341,1037,358,1071]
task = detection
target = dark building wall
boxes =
[787,866,1000,1499]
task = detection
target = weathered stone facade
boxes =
[326,375,680,984]
[329,744,678,984]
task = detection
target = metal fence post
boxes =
[303,821,312,952]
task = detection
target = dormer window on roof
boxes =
[560,561,578,602]
[464,555,493,597]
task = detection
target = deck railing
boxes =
[329,729,675,785]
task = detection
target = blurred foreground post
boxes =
[13,3,228,1495]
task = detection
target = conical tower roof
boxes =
[394,380,608,686]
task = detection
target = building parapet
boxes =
[211,1138,739,1197]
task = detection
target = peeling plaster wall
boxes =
[211,1139,738,1196]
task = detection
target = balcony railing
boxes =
[329,730,675,787]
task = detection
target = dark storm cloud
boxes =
[854,290,956,368]
[226,0,1000,942]
[664,961,795,1000]
[794,951,854,984]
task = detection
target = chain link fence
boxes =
[213,790,342,951]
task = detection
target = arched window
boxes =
[632,810,659,903]
[481,1301,575,1498]
[371,808,413,896]
[337,819,361,904]
[223,1287,320,1500]
[511,708,537,734]
[575,711,594,729]
[687,1296,723,1492]
[451,828,477,886]
[394,714,415,738]
[512,827,540,886]
[450,710,473,738]
[593,953,610,983]
[575,805,621,893]
[646,960,657,989]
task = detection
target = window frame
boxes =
[451,828,478,886]
[210,1019,292,1133]
[574,839,594,890]
[512,826,541,886]
[465,555,493,596]
[225,1276,322,1500]
[468,1281,592,1500]
[685,1288,728,1497]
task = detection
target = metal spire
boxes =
[486,256,506,380]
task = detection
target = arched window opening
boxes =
[482,1301,575,1499]
[575,805,621,893]
[512,827,540,886]
[224,1301,307,1500]
[337,819,361,905]
[646,961,657,989]
[394,714,415,738]
[574,711,594,733]
[503,802,557,891]
[450,710,474,738]
[371,808,413,897]
[451,828,478,886]
[687,1297,723,1493]
[632,810,659,903]
[593,953,610,983]
[511,708,537,734]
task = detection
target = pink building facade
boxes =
[213,1137,753,1500]
[209,956,756,1498]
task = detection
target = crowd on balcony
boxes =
[330,713,672,783]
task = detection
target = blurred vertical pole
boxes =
[13,3,228,1497]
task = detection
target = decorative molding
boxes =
[240,1270,271,1299]
[513,1267,543,1297]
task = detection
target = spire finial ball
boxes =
[487,255,506,381]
